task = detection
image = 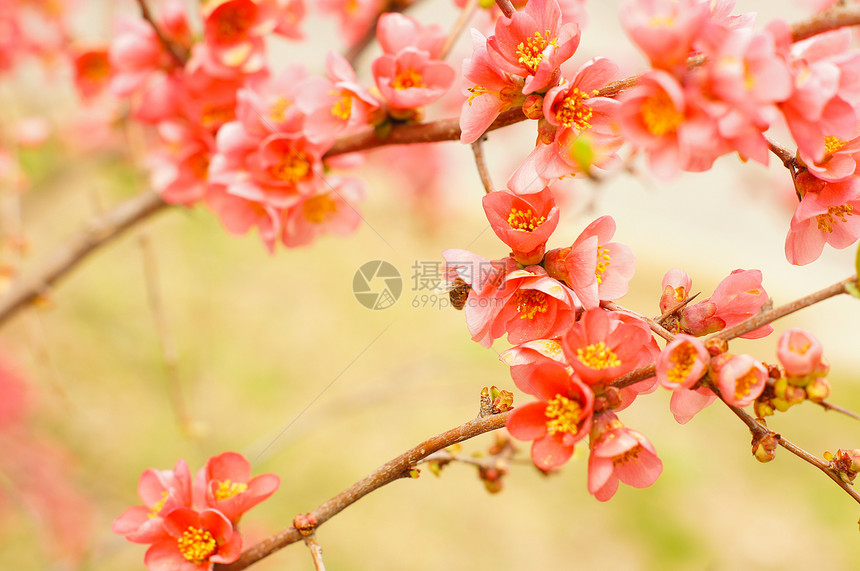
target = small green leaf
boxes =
[845,282,860,299]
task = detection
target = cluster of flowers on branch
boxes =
[112,452,278,570]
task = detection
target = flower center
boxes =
[177,526,217,564]
[331,92,352,120]
[576,341,620,370]
[393,69,425,90]
[507,207,546,232]
[734,369,758,400]
[302,194,338,223]
[667,343,697,386]
[816,205,854,233]
[516,30,557,73]
[544,395,583,435]
[595,244,611,284]
[270,151,312,183]
[612,445,642,467]
[269,97,291,123]
[80,52,110,80]
[514,289,549,319]
[824,135,847,157]
[555,88,593,131]
[200,104,235,130]
[641,90,684,136]
[214,479,249,501]
[213,4,254,43]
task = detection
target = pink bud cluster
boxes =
[113,452,279,571]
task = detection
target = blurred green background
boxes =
[2,1,860,570]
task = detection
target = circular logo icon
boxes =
[353,260,402,310]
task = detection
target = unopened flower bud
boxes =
[754,398,774,418]
[705,337,728,356]
[522,94,544,120]
[293,513,318,536]
[805,377,831,402]
[752,432,779,463]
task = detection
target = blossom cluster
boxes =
[442,180,779,499]
[113,452,279,571]
[459,0,860,265]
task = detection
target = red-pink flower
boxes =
[235,65,308,138]
[506,362,594,470]
[204,183,281,252]
[459,30,526,144]
[619,0,709,73]
[785,176,860,265]
[108,14,175,97]
[658,268,692,314]
[318,0,383,47]
[669,386,717,424]
[714,353,767,407]
[372,48,456,113]
[73,47,112,101]
[544,215,635,309]
[281,177,365,247]
[376,12,446,58]
[488,266,579,345]
[112,459,193,544]
[202,452,280,524]
[149,122,214,205]
[144,508,242,571]
[800,134,860,182]
[486,0,581,94]
[562,308,654,386]
[500,339,567,371]
[777,328,824,378]
[680,269,773,339]
[482,186,560,265]
[588,412,663,501]
[199,0,276,76]
[655,334,709,390]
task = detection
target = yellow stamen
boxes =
[270,151,312,183]
[269,97,291,123]
[595,244,611,285]
[507,207,546,232]
[331,92,352,120]
[177,526,217,564]
[555,87,593,131]
[514,289,549,320]
[544,395,583,435]
[302,194,338,223]
[640,90,684,136]
[148,491,169,519]
[516,31,558,73]
[576,341,620,370]
[392,69,425,90]
[734,369,759,401]
[214,5,253,43]
[816,205,854,233]
[824,135,847,156]
[214,479,248,501]
[667,343,697,385]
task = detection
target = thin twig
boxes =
[134,0,187,66]
[303,535,326,571]
[601,301,675,342]
[440,0,480,60]
[494,0,515,18]
[471,138,495,193]
[791,3,860,41]
[214,411,511,571]
[815,400,860,421]
[766,136,796,169]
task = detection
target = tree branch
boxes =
[135,0,187,66]
[214,411,511,571]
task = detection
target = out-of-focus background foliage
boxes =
[1,1,859,570]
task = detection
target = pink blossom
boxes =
[108,14,175,97]
[619,70,725,179]
[620,0,709,72]
[482,186,560,265]
[459,30,526,144]
[500,339,567,370]
[777,328,824,378]
[149,122,214,205]
[544,215,635,309]
[202,452,280,524]
[144,508,242,570]
[669,386,717,424]
[73,47,111,101]
[272,0,306,39]
[319,0,384,47]
[680,269,773,339]
[714,353,767,407]
[372,48,456,113]
[588,412,663,501]
[297,52,382,145]
[199,0,276,77]
[281,177,365,247]
[656,334,709,390]
[562,309,654,386]
[486,0,581,94]
[506,362,594,470]
[800,133,860,182]
[785,175,860,265]
[204,183,281,252]
[377,13,446,58]
[235,65,308,138]
[112,459,194,544]
[485,266,579,345]
[508,57,623,192]
[658,268,692,314]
